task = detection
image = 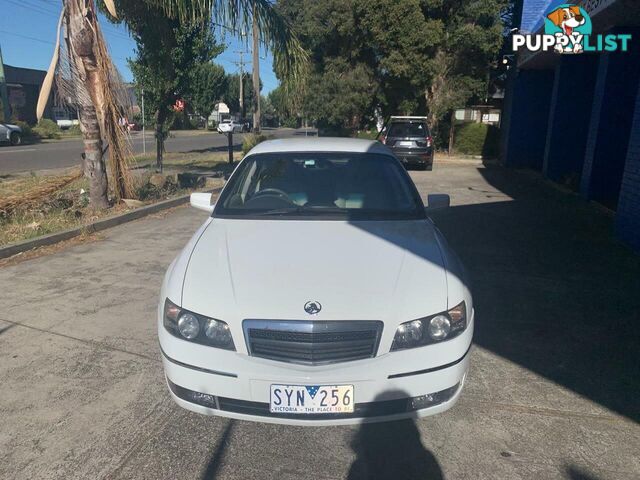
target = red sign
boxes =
[173,99,185,112]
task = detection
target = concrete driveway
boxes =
[0,163,638,479]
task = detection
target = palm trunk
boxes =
[79,104,108,208]
[65,0,109,209]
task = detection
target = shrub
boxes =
[33,119,62,140]
[67,124,82,135]
[14,121,35,140]
[354,129,379,140]
[454,123,500,158]
[242,133,268,155]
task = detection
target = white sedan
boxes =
[158,137,473,425]
[216,119,242,134]
[0,122,22,145]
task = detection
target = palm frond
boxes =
[146,0,309,93]
[37,7,65,121]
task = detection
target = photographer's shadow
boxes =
[347,391,444,480]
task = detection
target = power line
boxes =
[3,0,132,42]
[0,29,130,63]
[0,29,54,46]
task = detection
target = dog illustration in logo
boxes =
[547,6,586,53]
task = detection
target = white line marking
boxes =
[0,148,38,154]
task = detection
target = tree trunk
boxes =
[65,0,109,209]
[156,133,164,173]
[155,108,166,173]
[79,105,108,208]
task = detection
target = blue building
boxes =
[501,0,640,251]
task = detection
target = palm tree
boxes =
[38,0,306,209]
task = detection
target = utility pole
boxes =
[252,2,261,133]
[0,44,11,122]
[233,51,248,119]
[141,88,146,154]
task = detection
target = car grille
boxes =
[243,320,383,365]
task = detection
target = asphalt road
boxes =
[0,127,312,175]
[0,164,639,479]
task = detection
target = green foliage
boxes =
[277,0,508,133]
[454,123,500,157]
[191,62,227,116]
[305,59,376,133]
[267,86,299,127]
[242,133,268,155]
[223,73,258,117]
[115,0,223,163]
[14,121,35,140]
[67,124,82,135]
[33,119,61,140]
[354,130,379,140]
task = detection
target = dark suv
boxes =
[379,116,433,170]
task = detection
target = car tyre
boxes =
[10,131,22,146]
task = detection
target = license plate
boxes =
[270,384,354,414]
[398,141,413,147]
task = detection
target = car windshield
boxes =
[387,121,429,137]
[214,152,425,220]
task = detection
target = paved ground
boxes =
[0,127,312,174]
[0,163,638,480]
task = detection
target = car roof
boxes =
[247,137,392,155]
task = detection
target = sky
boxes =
[0,0,279,94]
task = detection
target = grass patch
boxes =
[0,150,232,248]
[134,150,241,170]
[0,175,91,246]
[353,130,380,140]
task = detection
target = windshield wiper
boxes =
[253,206,306,216]
[252,205,350,216]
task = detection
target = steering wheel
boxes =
[251,188,291,201]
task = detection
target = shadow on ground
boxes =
[430,166,640,422]
[185,144,242,155]
[201,421,235,480]
[198,394,443,480]
[347,394,443,480]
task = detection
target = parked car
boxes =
[217,119,242,134]
[158,137,473,425]
[379,116,434,170]
[0,123,23,146]
[52,107,80,130]
[241,120,252,133]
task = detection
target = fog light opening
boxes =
[408,383,460,411]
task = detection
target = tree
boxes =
[114,1,222,171]
[38,0,135,209]
[191,62,227,116]
[223,73,258,117]
[278,0,507,136]
[38,0,307,207]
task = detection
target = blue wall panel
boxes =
[616,85,640,252]
[502,70,555,169]
[543,54,599,185]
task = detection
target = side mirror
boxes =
[190,192,214,213]
[426,194,450,211]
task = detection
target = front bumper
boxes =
[160,314,473,426]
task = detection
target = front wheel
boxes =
[10,132,22,146]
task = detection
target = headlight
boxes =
[391,301,467,351]
[163,299,235,350]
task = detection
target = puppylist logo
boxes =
[513,4,632,54]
